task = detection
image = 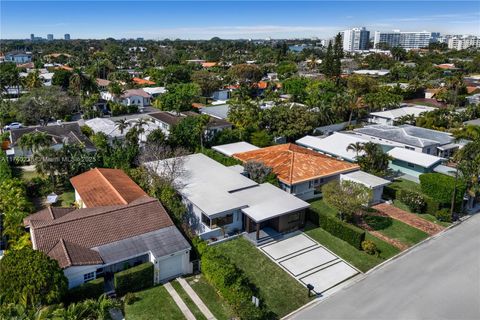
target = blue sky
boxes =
[1,1,479,39]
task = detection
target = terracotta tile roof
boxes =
[96,78,111,87]
[28,197,174,268]
[256,81,268,89]
[192,102,206,109]
[132,77,156,85]
[202,62,217,68]
[24,207,76,226]
[233,143,359,185]
[70,168,148,207]
[467,86,480,94]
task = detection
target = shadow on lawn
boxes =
[363,215,393,231]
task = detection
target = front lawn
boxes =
[309,198,338,217]
[304,224,399,272]
[188,275,234,320]
[363,215,429,246]
[388,179,422,193]
[393,199,451,228]
[124,285,184,320]
[58,191,75,207]
[171,280,206,320]
[215,238,311,318]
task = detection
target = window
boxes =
[83,272,95,283]
[405,146,415,151]
[407,162,415,168]
[211,214,234,228]
[201,213,210,227]
[287,212,300,223]
[426,148,431,154]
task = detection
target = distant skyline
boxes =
[1,1,479,40]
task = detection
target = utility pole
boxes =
[450,168,459,221]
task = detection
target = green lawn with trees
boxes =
[188,275,235,320]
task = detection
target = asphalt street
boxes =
[289,214,480,320]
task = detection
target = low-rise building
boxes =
[101,89,151,108]
[5,51,32,64]
[145,153,310,243]
[368,104,435,126]
[231,143,360,200]
[387,147,444,179]
[340,171,390,205]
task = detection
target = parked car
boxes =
[3,122,23,130]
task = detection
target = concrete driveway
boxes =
[260,234,359,295]
[288,215,480,320]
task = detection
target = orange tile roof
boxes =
[202,62,217,68]
[192,102,206,109]
[233,144,359,185]
[436,63,456,70]
[467,86,480,94]
[55,65,73,71]
[256,81,268,89]
[132,77,155,85]
[70,168,148,207]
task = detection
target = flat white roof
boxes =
[145,153,309,219]
[370,105,435,120]
[296,133,368,162]
[143,87,166,95]
[234,183,309,223]
[388,147,444,168]
[212,142,259,157]
[341,170,390,188]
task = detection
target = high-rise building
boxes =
[30,34,34,41]
[448,36,480,50]
[373,30,432,49]
[341,27,370,52]
[64,34,71,40]
[47,34,54,40]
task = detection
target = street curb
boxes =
[281,216,471,319]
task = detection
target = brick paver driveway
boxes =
[373,203,445,236]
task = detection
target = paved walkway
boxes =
[164,282,195,320]
[177,277,216,320]
[373,203,445,235]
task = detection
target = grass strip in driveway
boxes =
[171,280,207,320]
[124,285,185,320]
[188,275,234,320]
[216,237,312,318]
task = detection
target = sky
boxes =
[1,1,479,40]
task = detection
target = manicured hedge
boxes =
[201,247,267,320]
[114,262,154,296]
[419,173,465,206]
[66,277,104,303]
[424,195,440,215]
[382,186,397,200]
[398,189,426,213]
[308,209,365,249]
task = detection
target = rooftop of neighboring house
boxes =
[340,170,391,189]
[369,104,436,120]
[142,86,166,95]
[199,104,230,120]
[145,153,308,221]
[70,168,148,207]
[354,124,453,148]
[464,118,480,126]
[212,141,259,157]
[122,88,151,98]
[388,147,444,168]
[233,143,359,185]
[132,77,156,85]
[296,132,369,162]
[24,196,189,268]
[10,123,95,150]
[96,78,111,87]
[149,111,231,128]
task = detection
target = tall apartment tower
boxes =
[47,34,54,40]
[342,27,370,52]
[30,34,34,41]
[374,30,432,49]
[64,34,71,40]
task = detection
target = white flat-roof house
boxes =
[354,124,459,157]
[368,104,435,126]
[340,171,390,205]
[84,117,161,143]
[145,153,309,244]
[387,147,445,180]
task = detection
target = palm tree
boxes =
[452,125,480,141]
[114,118,129,134]
[51,301,91,320]
[18,131,52,154]
[346,142,365,158]
[107,81,124,101]
[23,70,43,90]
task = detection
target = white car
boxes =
[3,122,23,130]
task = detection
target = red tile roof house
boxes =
[25,168,192,290]
[232,143,360,200]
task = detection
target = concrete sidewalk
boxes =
[178,277,216,320]
[164,282,195,320]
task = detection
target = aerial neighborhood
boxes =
[1,2,480,319]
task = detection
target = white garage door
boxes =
[158,254,183,281]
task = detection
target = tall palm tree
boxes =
[23,70,43,90]
[452,125,480,141]
[18,131,52,154]
[114,118,129,134]
[346,142,365,158]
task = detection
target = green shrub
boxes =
[435,208,452,222]
[66,277,104,303]
[419,173,465,206]
[201,247,268,319]
[123,292,138,305]
[200,148,241,167]
[361,240,379,255]
[308,209,365,249]
[398,189,425,213]
[424,196,440,215]
[114,262,154,296]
